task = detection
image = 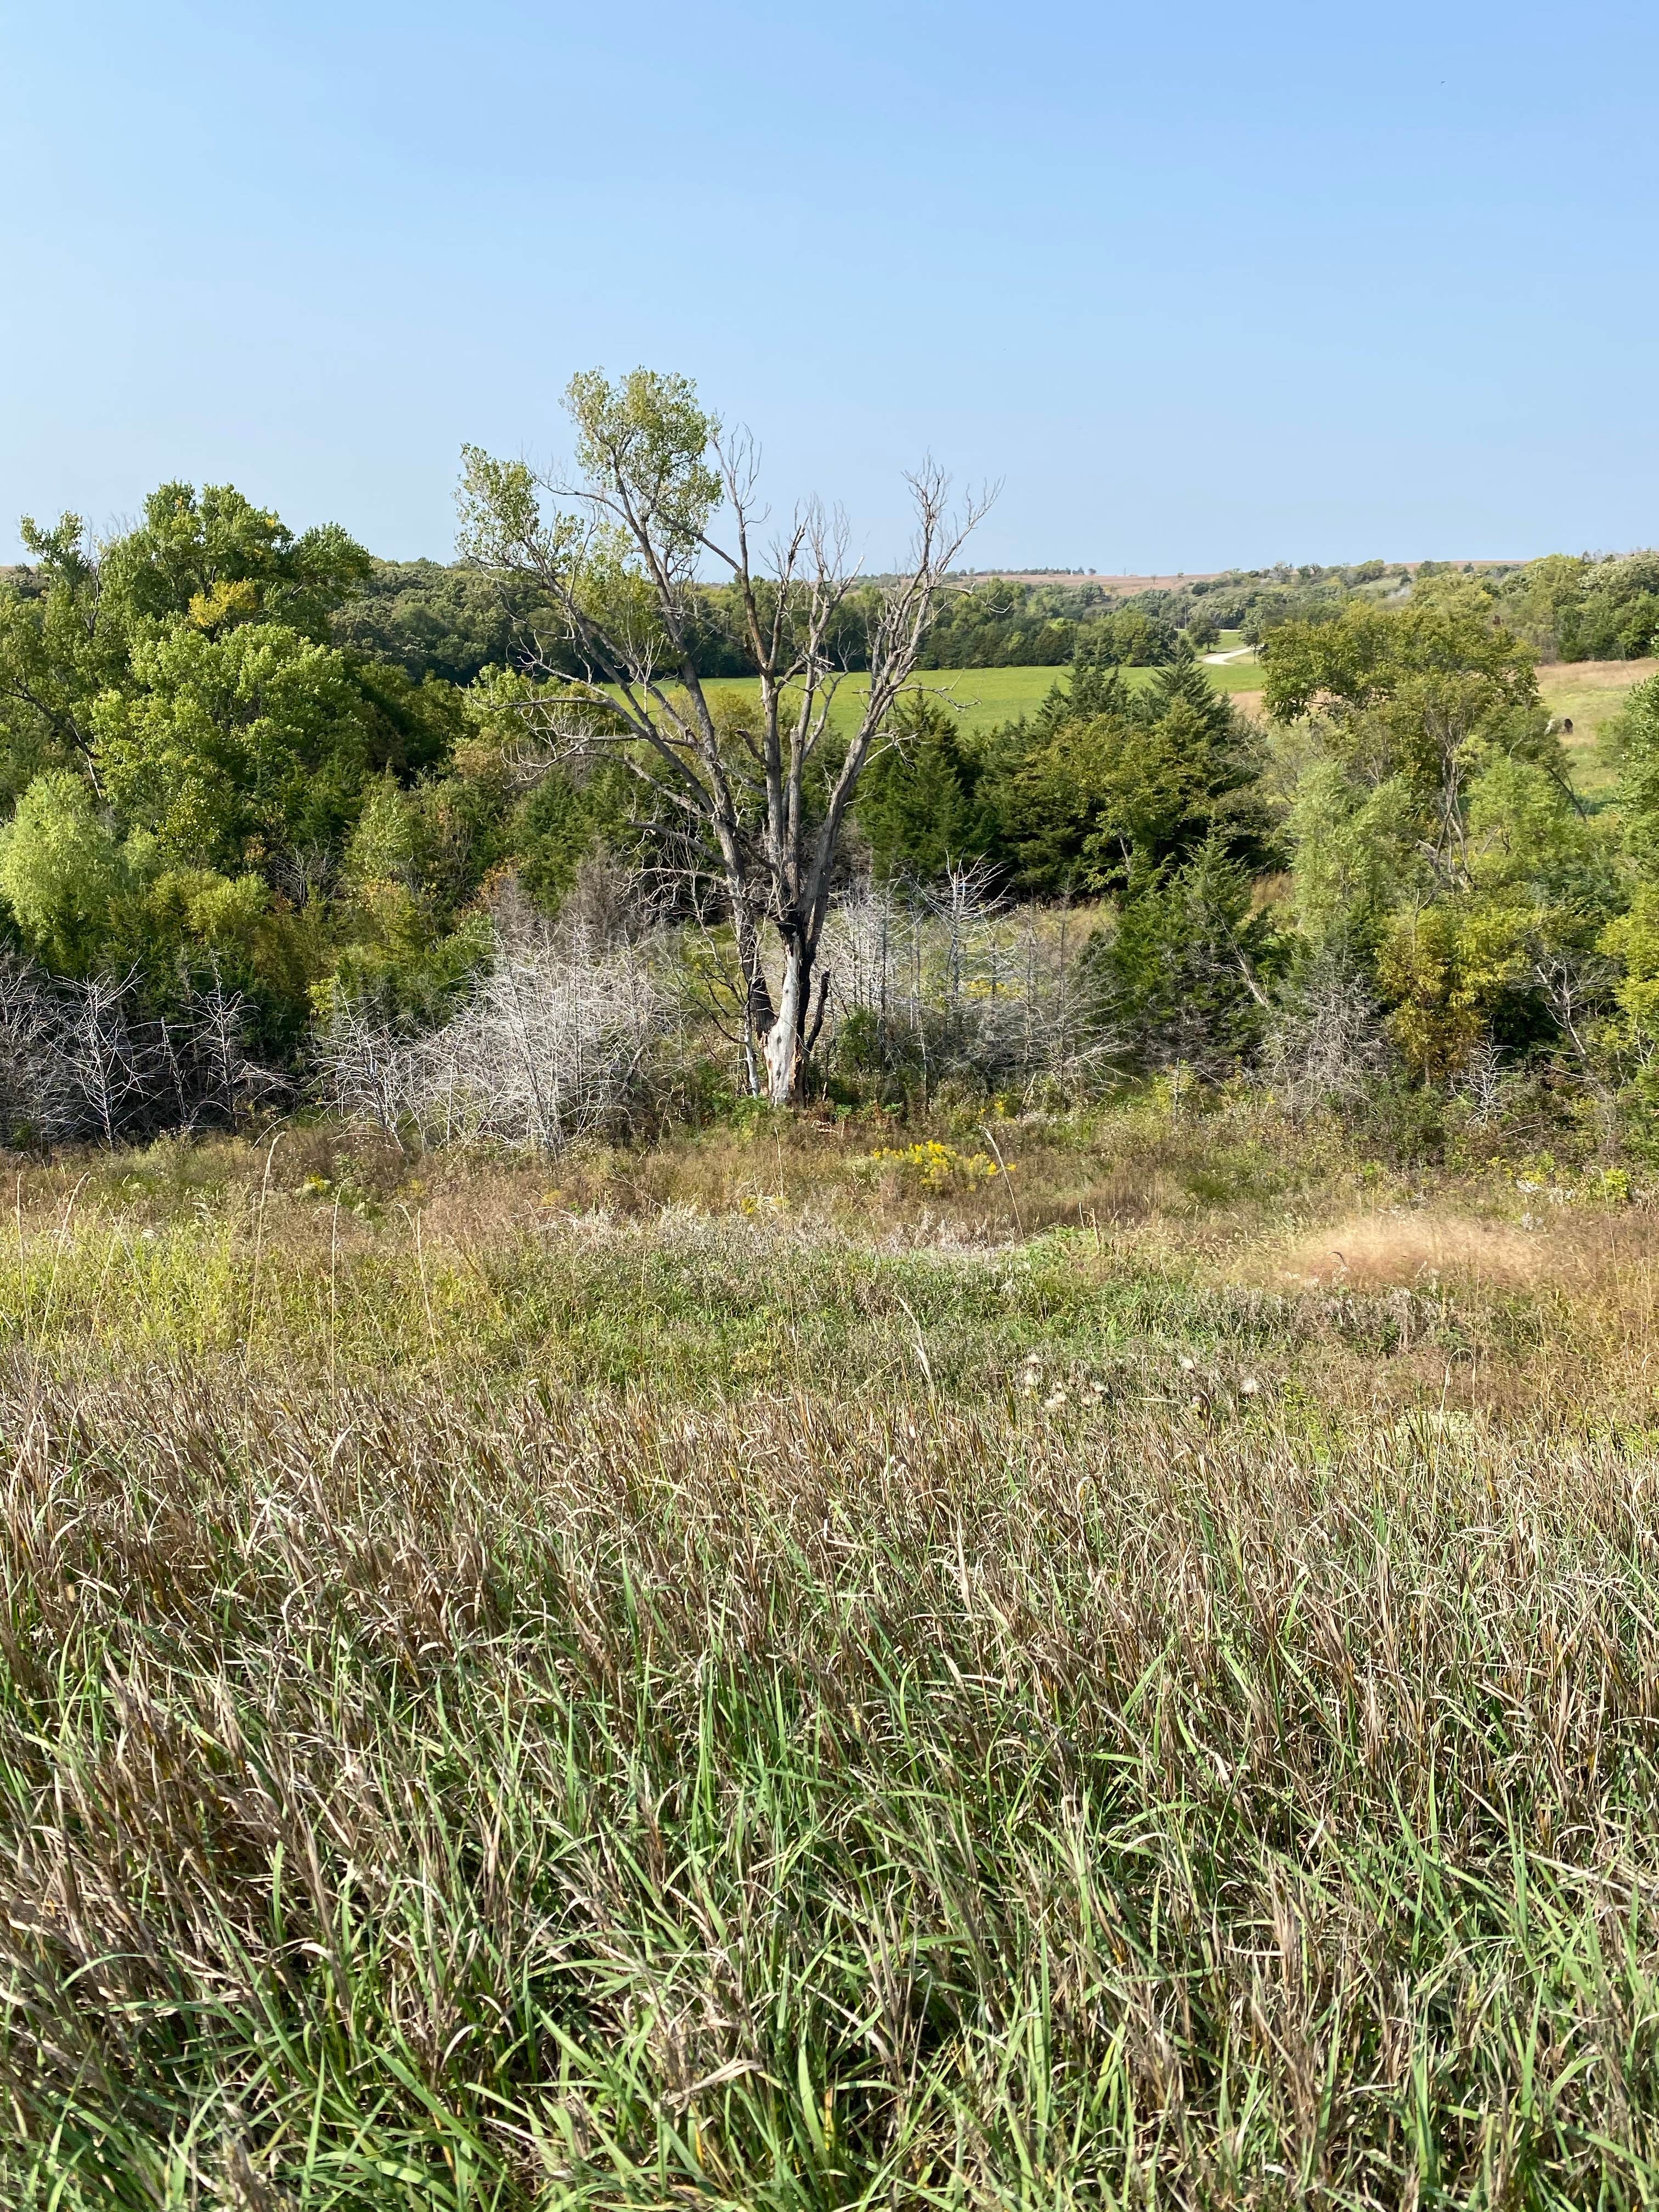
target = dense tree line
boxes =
[116,544,1649,704]
[0,486,611,1077]
[329,559,769,685]
[1488,551,1659,662]
[4,476,1659,1147]
[1165,551,1659,663]
[863,570,1659,1131]
[139,545,1658,701]
[319,551,1659,690]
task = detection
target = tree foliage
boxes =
[3,441,1659,1142]
[1081,839,1282,1080]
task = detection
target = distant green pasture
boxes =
[680,656,1260,739]
[1536,658,1656,802]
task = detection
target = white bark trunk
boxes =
[763,939,809,1105]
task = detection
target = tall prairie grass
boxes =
[2,1115,1659,2203]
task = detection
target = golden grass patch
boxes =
[1269,1207,1553,1290]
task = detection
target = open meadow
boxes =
[690,652,1654,767]
[693,654,1268,742]
[8,442,1659,2205]
[1537,659,1658,800]
[10,0,1659,2190]
[8,1107,1659,2205]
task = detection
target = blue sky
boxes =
[3,0,1655,571]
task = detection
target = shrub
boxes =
[318,913,666,1152]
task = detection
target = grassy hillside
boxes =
[690,648,1648,760]
[5,1110,1659,2205]
[1539,656,1657,798]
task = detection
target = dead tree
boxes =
[315,914,664,1155]
[817,870,1090,1099]
[456,369,990,1105]
[0,960,273,1147]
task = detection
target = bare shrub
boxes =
[311,1002,413,1139]
[816,867,1094,1097]
[0,959,66,1138]
[0,957,275,1146]
[318,913,666,1153]
[1265,951,1395,1118]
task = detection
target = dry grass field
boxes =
[5,1105,1659,2204]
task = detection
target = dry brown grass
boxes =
[1268,1209,1581,1293]
[1535,656,1656,797]
[0,1109,1652,1426]
[2,1112,1659,2200]
[0,1095,1329,1248]
[5,1355,1659,2205]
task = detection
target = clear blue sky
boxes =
[3,0,1655,572]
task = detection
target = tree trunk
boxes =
[763,935,811,1105]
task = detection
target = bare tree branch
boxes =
[457,375,992,1102]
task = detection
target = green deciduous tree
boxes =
[109,482,371,639]
[1272,579,1624,1085]
[92,620,377,872]
[0,769,275,995]
[1596,677,1659,1092]
[1375,898,1537,1082]
[1073,606,1176,669]
[1263,580,1544,843]
[0,770,131,973]
[1285,761,1421,960]
[1495,551,1659,663]
[0,517,134,800]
